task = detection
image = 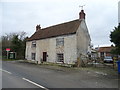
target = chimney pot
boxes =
[36,24,41,32]
[79,10,86,20]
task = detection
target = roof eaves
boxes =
[27,32,76,41]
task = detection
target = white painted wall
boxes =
[25,20,91,64]
[64,35,77,64]
[76,20,91,57]
[25,41,36,60]
[36,38,56,63]
[26,34,77,64]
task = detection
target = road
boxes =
[2,61,119,88]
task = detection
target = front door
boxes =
[43,52,47,62]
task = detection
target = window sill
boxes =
[56,62,64,64]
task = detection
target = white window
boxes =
[31,53,36,60]
[56,38,64,46]
[32,41,36,47]
[57,53,64,62]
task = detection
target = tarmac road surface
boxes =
[2,61,119,88]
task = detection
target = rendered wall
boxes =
[26,34,77,64]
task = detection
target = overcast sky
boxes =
[1,0,119,47]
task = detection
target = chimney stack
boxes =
[79,10,86,20]
[36,24,41,32]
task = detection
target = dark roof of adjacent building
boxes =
[27,19,81,41]
[98,46,114,52]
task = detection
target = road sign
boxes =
[6,48,10,51]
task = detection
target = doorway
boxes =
[43,52,47,62]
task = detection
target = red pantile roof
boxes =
[98,46,113,52]
[27,19,81,41]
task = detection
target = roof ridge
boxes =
[42,19,79,30]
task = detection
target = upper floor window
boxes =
[32,41,36,47]
[56,38,64,46]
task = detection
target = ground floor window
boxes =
[31,53,36,60]
[57,53,64,62]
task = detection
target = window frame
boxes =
[32,41,36,48]
[57,53,64,63]
[31,53,36,60]
[56,38,64,46]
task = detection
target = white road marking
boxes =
[1,68,48,89]
[0,69,12,74]
[22,78,49,90]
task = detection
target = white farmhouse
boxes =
[25,10,91,64]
